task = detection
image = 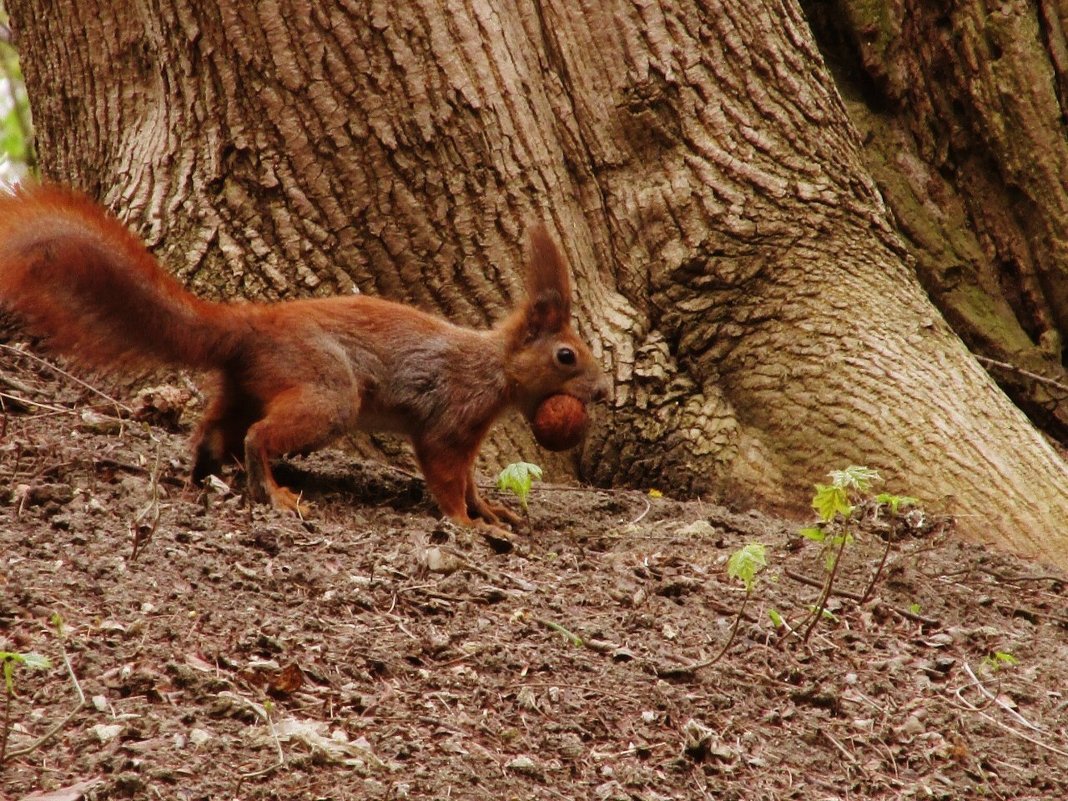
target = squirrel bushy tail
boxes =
[0,184,240,370]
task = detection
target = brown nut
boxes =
[531,394,590,451]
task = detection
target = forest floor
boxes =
[2,347,1068,801]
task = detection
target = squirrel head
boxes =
[502,225,610,421]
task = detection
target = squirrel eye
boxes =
[556,347,576,366]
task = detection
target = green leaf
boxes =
[496,462,543,511]
[985,651,1019,671]
[0,650,50,694]
[799,526,825,542]
[875,493,918,515]
[727,543,767,592]
[808,605,838,621]
[812,484,852,522]
[828,466,881,492]
[768,609,784,628]
[20,652,51,671]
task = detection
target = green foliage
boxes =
[768,609,785,628]
[812,466,882,522]
[828,465,880,492]
[727,543,767,593]
[806,605,838,622]
[703,542,772,663]
[811,484,852,521]
[1,651,50,695]
[795,466,924,643]
[875,492,918,515]
[984,651,1019,671]
[0,11,35,176]
[496,462,543,512]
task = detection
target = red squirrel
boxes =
[0,184,609,539]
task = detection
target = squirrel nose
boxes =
[592,377,611,404]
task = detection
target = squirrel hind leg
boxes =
[242,386,351,513]
[191,386,262,483]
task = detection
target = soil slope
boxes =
[2,350,1068,800]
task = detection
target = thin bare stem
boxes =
[801,533,850,644]
[0,682,11,768]
[707,589,751,665]
[860,535,893,603]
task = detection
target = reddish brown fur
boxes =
[0,184,609,539]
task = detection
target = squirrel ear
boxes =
[525,225,572,322]
[523,289,568,340]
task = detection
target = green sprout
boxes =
[796,467,921,643]
[983,651,1019,671]
[496,462,543,512]
[727,543,767,593]
[707,543,769,663]
[1,651,51,695]
[1,650,51,765]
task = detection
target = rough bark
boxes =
[803,0,1068,439]
[7,0,1068,564]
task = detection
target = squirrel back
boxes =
[0,184,240,370]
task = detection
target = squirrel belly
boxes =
[0,183,610,542]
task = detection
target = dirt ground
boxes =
[2,347,1068,801]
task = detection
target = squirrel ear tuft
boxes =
[525,225,572,320]
[523,290,568,340]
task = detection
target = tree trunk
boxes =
[7,0,1068,565]
[803,0,1068,439]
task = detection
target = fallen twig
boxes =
[974,354,1068,395]
[0,343,134,415]
[960,662,1043,733]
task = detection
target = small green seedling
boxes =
[796,466,921,644]
[0,614,85,769]
[541,619,584,648]
[876,492,918,515]
[1,651,51,695]
[983,651,1019,671]
[1,650,52,766]
[496,462,543,512]
[727,543,767,593]
[705,543,769,663]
